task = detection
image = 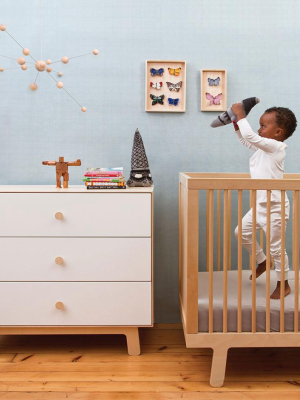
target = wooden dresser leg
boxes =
[210,346,228,387]
[125,327,141,355]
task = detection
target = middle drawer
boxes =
[0,238,151,282]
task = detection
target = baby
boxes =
[231,103,297,299]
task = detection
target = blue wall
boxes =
[1,0,300,322]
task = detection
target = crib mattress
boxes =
[198,270,300,332]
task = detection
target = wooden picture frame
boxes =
[201,69,227,112]
[145,60,186,113]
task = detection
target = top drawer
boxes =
[0,193,151,237]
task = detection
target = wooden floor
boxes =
[0,324,299,399]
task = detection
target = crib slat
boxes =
[206,190,209,272]
[228,190,232,271]
[217,190,221,272]
[294,190,299,333]
[266,190,271,333]
[223,189,228,333]
[280,190,285,333]
[251,190,257,333]
[293,191,296,273]
[249,190,252,270]
[208,189,214,333]
[237,190,243,333]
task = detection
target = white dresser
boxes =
[0,185,154,355]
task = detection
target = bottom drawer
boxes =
[0,283,152,326]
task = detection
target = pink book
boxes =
[84,171,123,177]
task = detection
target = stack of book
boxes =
[83,167,126,189]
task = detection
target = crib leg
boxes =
[210,346,228,387]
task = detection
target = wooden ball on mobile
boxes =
[58,72,63,77]
[0,67,4,72]
[46,67,52,73]
[35,60,46,71]
[46,59,51,65]
[81,107,87,112]
[57,81,63,89]
[0,25,6,31]
[17,57,26,65]
[23,48,30,56]
[93,49,99,55]
[61,56,69,64]
[30,83,38,90]
[21,65,27,70]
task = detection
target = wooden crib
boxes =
[179,172,300,387]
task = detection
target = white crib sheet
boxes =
[198,270,300,332]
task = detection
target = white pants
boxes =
[234,202,290,281]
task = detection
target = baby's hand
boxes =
[231,102,245,120]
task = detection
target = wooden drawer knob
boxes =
[55,212,63,220]
[55,301,64,310]
[55,257,64,265]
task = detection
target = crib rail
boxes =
[179,173,300,334]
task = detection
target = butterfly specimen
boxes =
[208,77,220,86]
[150,82,163,89]
[150,94,164,105]
[168,67,181,76]
[150,68,164,76]
[206,92,222,105]
[166,81,182,92]
[168,97,179,106]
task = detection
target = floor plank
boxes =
[0,393,298,400]
[0,381,300,392]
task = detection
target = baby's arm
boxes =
[237,118,281,155]
[233,120,258,151]
[231,102,281,155]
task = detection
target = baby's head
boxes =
[258,107,297,141]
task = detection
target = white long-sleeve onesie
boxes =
[235,118,289,280]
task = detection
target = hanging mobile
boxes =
[0,1,98,112]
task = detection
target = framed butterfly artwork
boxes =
[201,69,227,111]
[145,60,186,112]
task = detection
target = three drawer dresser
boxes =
[0,185,154,355]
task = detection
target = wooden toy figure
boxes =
[42,157,81,188]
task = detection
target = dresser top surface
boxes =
[0,185,154,193]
